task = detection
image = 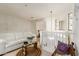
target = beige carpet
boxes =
[3,48,52,56]
[16,47,41,56]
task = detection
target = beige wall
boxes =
[0,14,36,33]
[36,19,46,31]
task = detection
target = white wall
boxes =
[0,14,36,33]
[73,4,79,55]
[45,17,55,32]
[35,10,74,32]
[36,19,46,32]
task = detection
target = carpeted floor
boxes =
[16,47,41,56]
[3,48,52,56]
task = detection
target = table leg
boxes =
[25,46,27,56]
[34,42,37,49]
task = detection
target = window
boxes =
[55,19,59,30]
[68,13,73,31]
[55,19,65,30]
[59,21,64,30]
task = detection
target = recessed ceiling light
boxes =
[31,17,35,19]
[25,4,28,7]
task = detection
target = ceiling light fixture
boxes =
[24,4,28,7]
[48,10,54,40]
[31,17,35,19]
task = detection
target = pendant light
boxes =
[49,10,54,40]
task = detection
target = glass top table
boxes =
[16,42,41,56]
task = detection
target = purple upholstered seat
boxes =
[57,41,69,54]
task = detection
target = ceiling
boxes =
[0,3,74,20]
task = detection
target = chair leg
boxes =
[52,50,56,56]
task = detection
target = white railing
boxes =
[40,31,69,52]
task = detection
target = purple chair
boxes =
[52,41,69,55]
